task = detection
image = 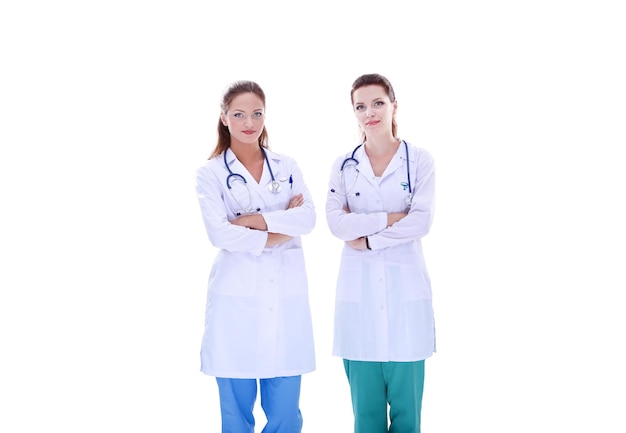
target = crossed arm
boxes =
[345,209,408,250]
[230,193,305,247]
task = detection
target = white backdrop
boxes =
[1,1,625,432]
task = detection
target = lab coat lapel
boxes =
[225,148,252,180]
[383,152,406,179]
[355,144,406,190]
[354,146,379,191]
[255,150,284,195]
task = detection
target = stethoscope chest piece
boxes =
[269,180,281,193]
[224,146,282,209]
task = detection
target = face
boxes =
[221,92,265,146]
[352,84,396,138]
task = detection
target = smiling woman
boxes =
[194,80,317,433]
[325,73,436,433]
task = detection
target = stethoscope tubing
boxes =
[224,146,279,191]
[223,146,280,215]
[334,140,412,198]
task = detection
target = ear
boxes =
[393,100,398,115]
[220,112,227,126]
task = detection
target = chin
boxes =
[238,136,261,144]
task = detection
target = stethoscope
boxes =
[331,140,413,207]
[224,146,281,215]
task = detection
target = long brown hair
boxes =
[208,80,270,159]
[350,74,398,143]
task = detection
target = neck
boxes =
[364,136,399,157]
[230,142,263,163]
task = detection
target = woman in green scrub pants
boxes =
[325,73,436,433]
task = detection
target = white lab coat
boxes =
[196,148,316,379]
[325,140,436,362]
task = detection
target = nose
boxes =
[244,116,254,127]
[365,107,375,117]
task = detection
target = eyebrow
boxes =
[231,107,265,112]
[354,98,384,105]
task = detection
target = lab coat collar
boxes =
[354,139,413,184]
[223,147,284,166]
[385,140,415,177]
[260,149,286,187]
[223,147,285,191]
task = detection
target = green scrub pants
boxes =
[343,359,425,433]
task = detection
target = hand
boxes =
[266,232,293,246]
[387,212,408,227]
[287,193,304,209]
[231,214,268,231]
[346,237,367,250]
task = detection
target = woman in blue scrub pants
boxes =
[196,81,316,433]
[325,74,436,433]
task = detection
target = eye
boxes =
[233,112,243,118]
[374,101,384,107]
[253,111,264,118]
[355,104,365,111]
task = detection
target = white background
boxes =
[1,1,625,432]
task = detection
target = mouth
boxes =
[366,120,379,127]
[242,130,256,135]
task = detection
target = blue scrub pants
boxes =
[343,360,425,433]
[216,376,303,433]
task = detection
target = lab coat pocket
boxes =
[407,271,432,301]
[208,252,257,297]
[336,254,362,302]
[390,252,432,301]
[280,248,309,296]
